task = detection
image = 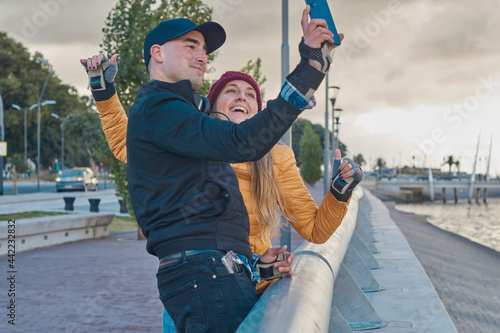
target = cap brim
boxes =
[194,22,226,54]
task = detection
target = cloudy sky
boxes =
[1,0,499,174]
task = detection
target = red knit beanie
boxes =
[207,71,263,111]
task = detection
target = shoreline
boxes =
[367,188,500,333]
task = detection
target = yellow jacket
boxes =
[96,93,349,292]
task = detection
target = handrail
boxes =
[236,188,362,332]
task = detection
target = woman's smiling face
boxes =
[214,80,259,124]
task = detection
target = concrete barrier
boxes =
[0,213,113,256]
[237,187,457,332]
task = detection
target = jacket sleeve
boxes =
[140,94,305,163]
[95,93,128,163]
[275,146,351,244]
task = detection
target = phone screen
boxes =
[305,0,341,45]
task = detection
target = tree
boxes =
[0,32,92,169]
[353,154,366,168]
[299,122,322,185]
[7,153,29,174]
[240,58,267,98]
[374,157,387,176]
[292,118,347,166]
[63,110,104,170]
[442,155,457,175]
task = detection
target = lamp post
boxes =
[325,86,340,196]
[334,116,341,150]
[333,108,342,151]
[11,103,40,165]
[36,57,53,191]
[323,73,331,195]
[280,0,291,248]
[50,112,66,170]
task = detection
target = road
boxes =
[0,188,125,216]
[0,179,116,195]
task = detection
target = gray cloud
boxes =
[0,0,114,45]
[1,0,498,170]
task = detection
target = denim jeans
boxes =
[157,250,257,333]
[163,308,176,333]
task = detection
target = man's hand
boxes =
[79,54,119,91]
[300,6,344,72]
[331,149,363,195]
[259,245,295,278]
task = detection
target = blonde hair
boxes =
[211,95,294,243]
[250,147,296,243]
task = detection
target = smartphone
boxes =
[305,0,341,45]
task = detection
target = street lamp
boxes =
[11,102,42,165]
[323,75,331,195]
[36,57,53,191]
[332,108,342,151]
[50,112,66,171]
[329,86,341,152]
[334,116,341,150]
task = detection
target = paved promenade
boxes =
[0,186,311,333]
[1,184,498,332]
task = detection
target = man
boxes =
[83,6,341,332]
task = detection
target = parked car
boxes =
[55,168,99,192]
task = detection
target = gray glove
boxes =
[331,157,363,195]
[81,55,117,91]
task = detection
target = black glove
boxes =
[298,38,332,74]
[255,253,284,281]
[331,157,363,197]
[81,55,117,91]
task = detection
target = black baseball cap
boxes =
[143,18,226,70]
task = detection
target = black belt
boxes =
[159,250,220,267]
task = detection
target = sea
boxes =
[395,198,500,253]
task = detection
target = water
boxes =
[395,198,500,253]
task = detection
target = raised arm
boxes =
[276,147,362,244]
[80,54,127,163]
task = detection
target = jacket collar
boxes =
[138,79,196,105]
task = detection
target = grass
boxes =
[0,211,71,221]
[109,215,139,234]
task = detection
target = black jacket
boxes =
[127,79,305,260]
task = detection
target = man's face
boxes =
[158,30,208,90]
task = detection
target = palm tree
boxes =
[374,157,387,176]
[353,153,366,168]
[442,155,457,175]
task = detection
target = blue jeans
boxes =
[157,250,257,333]
[163,308,176,333]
